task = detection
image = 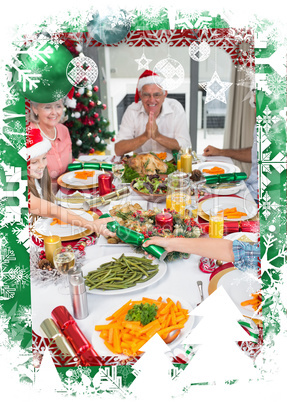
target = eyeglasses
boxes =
[141,92,164,100]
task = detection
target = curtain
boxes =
[224,54,256,176]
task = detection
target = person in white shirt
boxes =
[114,70,191,156]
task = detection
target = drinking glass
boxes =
[186,185,198,222]
[53,246,76,294]
[112,162,125,189]
[166,171,190,210]
[209,208,224,238]
[171,191,189,216]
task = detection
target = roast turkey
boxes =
[127,153,168,175]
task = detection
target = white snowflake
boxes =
[52,89,67,102]
[259,192,280,219]
[107,10,132,29]
[49,35,64,49]
[257,105,280,134]
[18,40,54,65]
[266,72,286,99]
[235,66,255,91]
[5,86,21,106]
[174,10,201,29]
[14,305,32,328]
[11,61,41,92]
[0,236,16,269]
[6,265,30,290]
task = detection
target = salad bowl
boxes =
[130,174,167,203]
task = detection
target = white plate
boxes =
[204,181,245,196]
[61,169,102,186]
[201,196,258,221]
[76,155,112,163]
[92,293,195,358]
[55,190,91,209]
[196,161,240,175]
[224,232,259,242]
[82,253,167,296]
[33,210,94,237]
[216,269,261,319]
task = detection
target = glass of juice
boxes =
[209,208,224,238]
[171,192,188,216]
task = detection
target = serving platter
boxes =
[82,253,167,296]
[92,293,195,358]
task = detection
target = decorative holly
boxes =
[39,250,46,260]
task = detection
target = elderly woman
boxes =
[28,127,115,238]
[28,98,73,193]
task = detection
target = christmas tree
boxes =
[63,38,115,158]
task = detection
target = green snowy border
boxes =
[0,6,286,397]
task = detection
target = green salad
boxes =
[131,174,168,194]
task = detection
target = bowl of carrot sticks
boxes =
[92,295,195,357]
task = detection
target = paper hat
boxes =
[27,128,52,160]
[135,69,164,103]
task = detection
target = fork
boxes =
[197,280,204,306]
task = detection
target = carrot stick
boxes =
[159,300,174,315]
[138,319,160,335]
[113,328,122,354]
[157,324,185,338]
[106,299,133,320]
[104,340,118,354]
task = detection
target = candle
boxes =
[98,173,113,196]
[181,154,192,173]
[155,212,173,231]
[44,235,62,265]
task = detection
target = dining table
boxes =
[30,155,261,365]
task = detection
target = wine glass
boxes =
[53,246,76,294]
[112,162,125,190]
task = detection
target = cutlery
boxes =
[197,280,204,306]
[164,329,181,344]
[206,181,241,189]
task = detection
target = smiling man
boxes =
[114,70,191,156]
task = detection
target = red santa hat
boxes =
[134,69,164,103]
[65,86,77,109]
[27,128,52,160]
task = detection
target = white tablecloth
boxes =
[31,156,257,356]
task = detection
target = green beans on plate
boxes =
[84,254,159,291]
